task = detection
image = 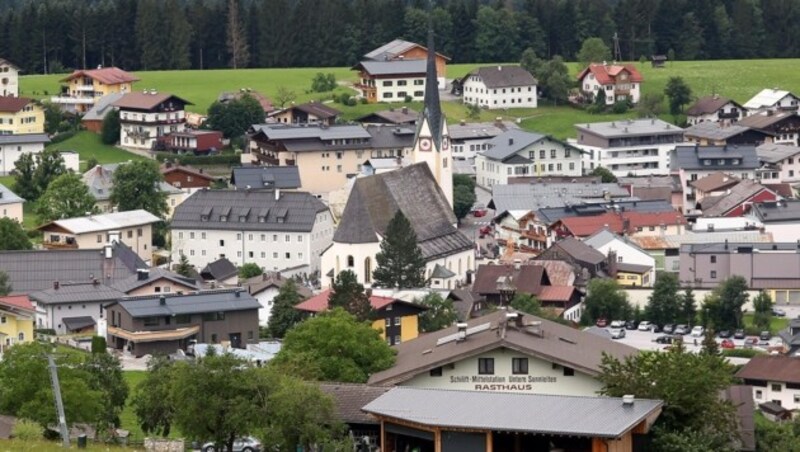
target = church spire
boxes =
[423,5,443,150]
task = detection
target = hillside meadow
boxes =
[20,59,800,140]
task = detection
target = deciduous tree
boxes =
[329,270,372,322]
[453,184,476,223]
[275,86,296,108]
[665,76,693,116]
[752,291,773,331]
[174,253,192,278]
[590,166,617,183]
[0,218,32,251]
[0,271,11,296]
[238,263,263,280]
[373,211,426,289]
[35,173,98,222]
[582,279,631,324]
[132,356,176,437]
[100,109,120,145]
[417,292,458,333]
[81,352,128,430]
[510,293,542,316]
[12,152,38,201]
[206,93,264,139]
[577,37,611,64]
[109,160,168,218]
[267,279,305,338]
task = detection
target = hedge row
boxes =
[153,152,240,166]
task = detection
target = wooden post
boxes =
[485,431,493,452]
[434,427,442,452]
[380,421,387,452]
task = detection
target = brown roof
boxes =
[577,64,643,85]
[317,383,390,425]
[530,260,575,286]
[736,355,800,385]
[368,309,638,386]
[159,164,215,181]
[721,385,756,452]
[471,264,546,296]
[738,111,798,129]
[630,186,673,202]
[537,286,575,302]
[762,183,795,198]
[686,96,743,116]
[689,172,741,193]
[243,272,314,298]
[615,263,651,274]
[0,96,34,113]
[549,237,606,265]
[61,67,139,85]
[291,101,341,119]
[113,92,192,111]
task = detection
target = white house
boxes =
[743,88,800,115]
[0,58,20,97]
[170,189,334,274]
[462,66,537,110]
[757,143,800,184]
[475,130,583,188]
[448,120,518,161]
[573,119,685,177]
[584,229,656,287]
[242,272,314,326]
[0,133,50,176]
[686,95,745,126]
[749,200,800,242]
[737,355,800,412]
[114,91,191,150]
[0,183,24,223]
[352,60,428,104]
[577,63,643,105]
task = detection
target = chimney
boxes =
[137,269,150,281]
[460,119,466,126]
[497,66,502,71]
[235,289,241,298]
[159,295,166,305]
[54,281,60,290]
[508,138,514,145]
[92,278,100,286]
[456,322,468,342]
[607,250,618,277]
[622,395,635,406]
[274,188,281,201]
[724,239,729,250]
[365,288,373,298]
[402,106,408,114]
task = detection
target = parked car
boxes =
[478,225,492,237]
[760,331,772,341]
[609,328,626,339]
[691,326,705,337]
[471,204,488,217]
[662,324,674,334]
[717,330,732,339]
[720,339,735,349]
[638,321,652,331]
[654,335,674,344]
[610,320,625,329]
[734,329,746,339]
[596,318,608,328]
[202,437,261,452]
[772,308,787,317]
[744,337,759,348]
[674,324,690,335]
[625,320,639,330]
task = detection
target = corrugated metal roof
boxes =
[490,183,630,214]
[363,387,662,438]
[684,122,755,141]
[251,124,371,141]
[0,133,50,145]
[743,89,799,110]
[39,209,161,234]
[575,118,682,138]
[356,60,427,76]
[117,289,261,317]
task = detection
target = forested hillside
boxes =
[1,0,797,74]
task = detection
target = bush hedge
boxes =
[49,130,78,144]
[153,152,240,166]
[721,348,766,358]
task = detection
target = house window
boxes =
[772,383,782,392]
[550,149,556,158]
[429,367,443,377]
[711,271,717,279]
[710,256,716,263]
[563,366,575,376]
[211,333,218,343]
[512,357,529,375]
[202,312,225,321]
[382,81,393,87]
[219,240,225,246]
[478,358,494,375]
[385,318,391,328]
[539,150,545,159]
[285,252,290,259]
[347,255,354,267]
[755,390,763,399]
[394,317,401,326]
[97,234,102,243]
[394,335,401,344]
[143,317,159,327]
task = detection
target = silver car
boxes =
[201,437,261,452]
[609,328,626,339]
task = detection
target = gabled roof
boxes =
[686,96,743,116]
[690,172,741,192]
[671,145,760,171]
[112,289,261,317]
[576,63,643,85]
[365,124,416,150]
[720,385,756,452]
[356,108,418,125]
[61,67,139,85]
[111,268,198,293]
[0,58,20,70]
[557,211,686,237]
[448,121,518,141]
[750,200,800,223]
[353,60,427,76]
[200,258,238,282]
[738,111,798,130]
[317,383,390,425]
[547,237,606,265]
[242,272,314,298]
[630,231,773,250]
[700,180,775,217]
[743,88,800,110]
[757,143,800,164]
[62,316,96,331]
[584,228,648,255]
[82,163,182,202]
[172,189,328,233]
[0,183,24,205]
[489,182,631,214]
[684,122,768,142]
[160,164,215,181]
[334,163,472,260]
[0,96,34,113]
[368,309,638,386]
[535,200,676,225]
[481,129,545,161]
[471,264,546,296]
[430,263,456,279]
[0,295,35,314]
[282,101,341,119]
[30,281,125,305]
[736,355,800,385]
[38,210,161,235]
[363,387,663,439]
[615,263,651,274]
[113,92,192,111]
[464,66,537,89]
[81,92,125,122]
[230,166,301,190]
[295,289,425,314]
[250,123,371,142]
[363,39,449,62]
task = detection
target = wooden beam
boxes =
[434,426,442,452]
[486,430,493,452]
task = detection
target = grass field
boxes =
[0,439,140,451]
[120,371,147,442]
[46,132,145,170]
[743,312,789,334]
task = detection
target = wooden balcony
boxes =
[43,241,78,250]
[255,152,280,166]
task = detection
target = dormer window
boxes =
[703,159,712,166]
[258,216,265,223]
[718,159,725,165]
[220,215,227,222]
[201,215,209,222]
[277,217,285,223]
[732,159,740,165]
[239,216,246,222]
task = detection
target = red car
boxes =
[720,339,735,349]
[596,318,608,328]
[472,208,488,218]
[479,225,492,237]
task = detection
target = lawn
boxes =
[0,439,142,451]
[19,59,800,140]
[46,131,146,170]
[120,371,147,443]
[742,312,789,334]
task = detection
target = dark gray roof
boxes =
[750,200,800,223]
[364,39,418,60]
[30,282,125,305]
[250,124,371,141]
[448,121,517,141]
[111,268,198,293]
[171,189,328,233]
[62,316,96,331]
[686,96,743,116]
[756,143,800,164]
[481,130,545,161]
[243,272,314,298]
[200,258,238,281]
[489,182,630,213]
[721,385,756,452]
[115,289,261,317]
[0,133,50,145]
[82,92,124,122]
[430,263,456,279]
[535,200,676,225]
[0,183,24,205]
[465,65,537,89]
[230,166,302,190]
[684,122,758,141]
[615,263,651,274]
[419,27,444,152]
[334,163,472,260]
[670,145,759,171]
[356,108,418,125]
[680,242,800,254]
[354,60,426,76]
[317,383,390,425]
[0,243,144,294]
[551,237,606,265]
[365,125,415,149]
[363,387,662,438]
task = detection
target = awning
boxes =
[62,316,96,332]
[107,325,199,343]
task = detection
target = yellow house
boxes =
[51,66,139,113]
[615,263,652,287]
[0,97,44,134]
[294,289,426,345]
[0,295,36,353]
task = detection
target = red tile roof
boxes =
[295,289,397,313]
[558,211,686,237]
[577,63,643,85]
[0,97,33,113]
[0,295,35,313]
[61,67,140,85]
[537,286,575,303]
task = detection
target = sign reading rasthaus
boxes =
[451,374,558,391]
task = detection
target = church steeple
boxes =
[423,17,443,150]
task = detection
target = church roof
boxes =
[333,163,472,260]
[416,23,445,152]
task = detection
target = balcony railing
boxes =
[50,96,94,104]
[74,84,95,92]
[255,153,280,166]
[43,241,78,250]
[718,111,740,119]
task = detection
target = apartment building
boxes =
[461,65,537,110]
[0,97,44,135]
[114,91,192,150]
[51,66,139,113]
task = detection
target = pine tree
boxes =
[329,270,372,322]
[681,288,697,325]
[0,270,12,296]
[701,328,720,356]
[175,253,192,278]
[645,273,681,327]
[373,211,426,289]
[267,279,305,338]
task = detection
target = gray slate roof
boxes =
[448,121,517,141]
[490,182,631,214]
[250,124,372,141]
[62,316,96,331]
[757,143,800,164]
[82,92,124,122]
[171,189,328,233]
[334,163,472,260]
[82,163,182,202]
[684,122,756,141]
[575,119,683,138]
[551,237,606,265]
[200,258,238,281]
[465,65,537,88]
[364,39,418,60]
[365,125,415,149]
[0,133,50,145]
[0,242,145,294]
[354,60,427,76]
[481,129,545,161]
[115,289,261,317]
[671,145,759,171]
[0,183,24,205]
[111,268,198,293]
[363,387,662,438]
[30,282,125,305]
[700,180,772,217]
[317,383,390,425]
[750,200,800,223]
[430,263,456,279]
[584,228,646,254]
[356,108,417,125]
[230,166,302,190]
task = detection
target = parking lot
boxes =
[609,326,784,354]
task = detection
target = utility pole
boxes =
[47,355,70,448]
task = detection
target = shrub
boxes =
[359,97,368,105]
[12,418,44,442]
[91,336,107,354]
[404,95,412,103]
[721,348,766,358]
[346,96,357,107]
[611,100,629,114]
[153,152,240,166]
[48,130,78,144]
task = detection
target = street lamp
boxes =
[497,274,516,308]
